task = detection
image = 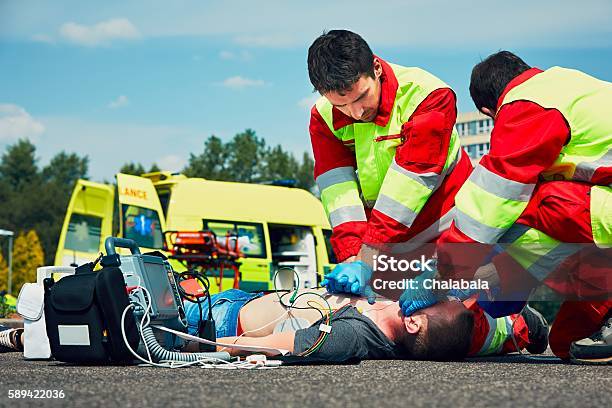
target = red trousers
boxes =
[466,298,529,356]
[513,181,611,359]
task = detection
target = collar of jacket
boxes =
[331,56,399,130]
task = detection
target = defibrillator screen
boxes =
[142,258,179,318]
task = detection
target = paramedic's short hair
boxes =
[470,51,531,114]
[307,30,375,94]
[411,302,474,361]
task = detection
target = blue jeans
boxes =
[183,289,263,337]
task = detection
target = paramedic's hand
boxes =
[399,269,438,316]
[321,261,376,304]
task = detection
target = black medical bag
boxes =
[43,261,140,364]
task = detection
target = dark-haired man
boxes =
[183,289,548,361]
[430,51,612,363]
[307,30,472,304]
[184,288,474,361]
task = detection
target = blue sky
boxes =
[1,0,611,181]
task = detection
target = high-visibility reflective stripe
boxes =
[378,165,433,215]
[591,185,612,248]
[389,159,440,190]
[374,194,418,228]
[478,313,497,355]
[525,243,581,281]
[506,227,581,282]
[320,181,362,214]
[574,150,611,182]
[477,313,509,356]
[328,205,367,227]
[316,167,357,191]
[470,165,535,202]
[506,228,559,270]
[455,208,508,243]
[499,223,532,244]
[456,180,529,236]
[388,208,456,254]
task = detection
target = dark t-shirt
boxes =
[293,305,408,362]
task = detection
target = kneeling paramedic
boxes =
[414,51,612,364]
[307,30,470,305]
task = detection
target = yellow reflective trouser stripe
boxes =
[506,228,559,270]
[374,161,434,227]
[591,185,612,247]
[320,181,366,227]
[455,180,529,243]
[477,313,511,356]
[504,226,581,282]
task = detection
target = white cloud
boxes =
[108,95,130,109]
[0,104,45,142]
[5,1,612,49]
[221,76,265,89]
[219,50,253,61]
[31,33,55,44]
[157,154,187,172]
[59,18,141,47]
[297,94,319,111]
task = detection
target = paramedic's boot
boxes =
[0,326,24,353]
[521,305,549,354]
[570,314,612,365]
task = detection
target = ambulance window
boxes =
[65,213,102,253]
[322,229,337,264]
[157,189,171,218]
[203,220,266,258]
[122,204,163,249]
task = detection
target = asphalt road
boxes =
[1,351,610,408]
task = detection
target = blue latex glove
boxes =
[399,269,438,316]
[321,261,376,304]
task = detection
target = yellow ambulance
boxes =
[54,172,336,293]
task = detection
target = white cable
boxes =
[121,299,279,370]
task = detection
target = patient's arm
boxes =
[217,332,295,356]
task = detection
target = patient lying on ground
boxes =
[183,289,474,362]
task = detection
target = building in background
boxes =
[456,112,492,164]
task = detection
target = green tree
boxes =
[0,141,89,265]
[42,152,89,186]
[119,162,161,175]
[260,145,299,182]
[296,152,315,191]
[184,130,315,191]
[0,139,39,191]
[119,162,146,176]
[184,135,229,179]
[225,129,266,182]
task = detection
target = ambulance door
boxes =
[202,219,271,293]
[313,227,336,281]
[116,173,167,253]
[54,180,114,266]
